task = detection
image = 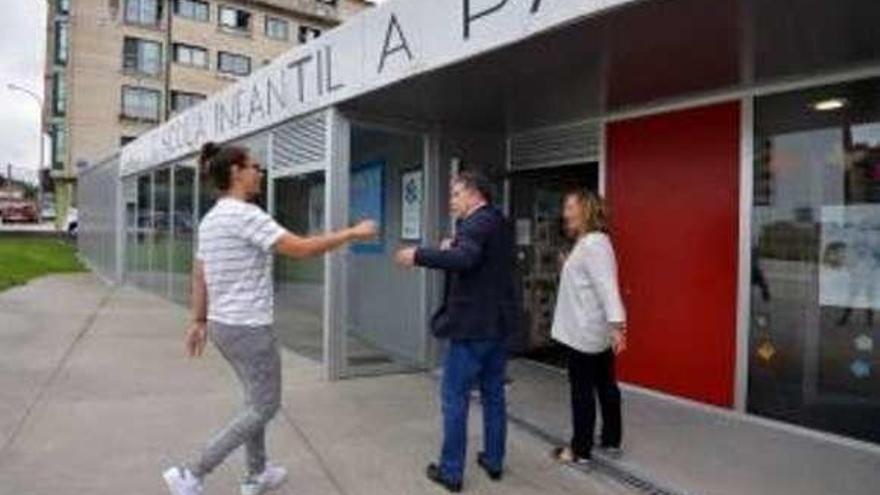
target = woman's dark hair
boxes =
[198,141,249,192]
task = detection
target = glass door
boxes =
[507,163,599,366]
[342,124,430,375]
[273,171,327,362]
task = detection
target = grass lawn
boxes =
[0,236,85,293]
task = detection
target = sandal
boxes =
[552,446,591,465]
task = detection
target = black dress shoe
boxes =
[426,464,462,493]
[476,452,503,481]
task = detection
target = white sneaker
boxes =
[241,465,288,495]
[163,466,203,495]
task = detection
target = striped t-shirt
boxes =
[196,197,285,327]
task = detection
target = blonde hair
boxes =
[567,190,609,234]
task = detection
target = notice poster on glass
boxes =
[516,218,532,246]
[819,205,880,309]
[400,169,423,241]
[350,161,384,253]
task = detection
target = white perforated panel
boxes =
[509,121,600,170]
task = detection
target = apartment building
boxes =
[44,0,370,221]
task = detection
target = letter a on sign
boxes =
[378,14,413,73]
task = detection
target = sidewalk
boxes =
[505,360,880,495]
[0,274,633,495]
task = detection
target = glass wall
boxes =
[171,165,196,305]
[124,164,196,304]
[274,172,326,361]
[123,139,267,305]
[344,125,429,373]
[124,177,138,281]
[198,167,215,220]
[134,173,153,287]
[750,77,880,443]
[151,167,172,296]
[77,157,122,283]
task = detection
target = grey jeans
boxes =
[190,322,281,479]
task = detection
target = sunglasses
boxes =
[237,162,263,173]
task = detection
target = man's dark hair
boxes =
[453,170,494,204]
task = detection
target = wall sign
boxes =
[516,218,532,246]
[400,169,423,241]
[350,161,385,254]
[120,0,637,176]
[819,205,880,310]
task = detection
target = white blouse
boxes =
[551,232,626,354]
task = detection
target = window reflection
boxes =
[751,78,880,443]
[153,168,171,296]
[172,165,196,305]
[274,173,326,360]
[135,173,153,287]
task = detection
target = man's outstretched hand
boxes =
[395,247,417,268]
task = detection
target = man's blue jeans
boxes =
[440,339,507,483]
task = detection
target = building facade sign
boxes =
[120,0,635,176]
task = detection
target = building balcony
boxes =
[254,0,342,24]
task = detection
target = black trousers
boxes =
[568,347,622,458]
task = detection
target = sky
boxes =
[0,1,46,185]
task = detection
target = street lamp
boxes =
[7,83,45,223]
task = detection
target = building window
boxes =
[125,0,163,26]
[171,91,206,113]
[57,0,70,15]
[51,123,66,170]
[316,0,337,5]
[52,73,66,116]
[173,43,208,68]
[174,0,209,22]
[298,26,321,44]
[54,20,69,65]
[217,51,250,76]
[265,17,289,41]
[123,37,163,76]
[121,136,138,146]
[121,86,161,121]
[219,6,250,33]
[750,77,880,444]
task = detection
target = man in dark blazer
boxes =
[395,171,517,493]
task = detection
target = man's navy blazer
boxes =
[415,204,518,341]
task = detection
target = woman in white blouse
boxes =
[551,190,627,465]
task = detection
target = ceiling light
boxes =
[812,98,847,112]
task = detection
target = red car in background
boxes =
[0,199,39,223]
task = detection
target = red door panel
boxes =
[607,102,740,407]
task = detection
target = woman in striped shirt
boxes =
[164,142,376,495]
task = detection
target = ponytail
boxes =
[198,141,248,192]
